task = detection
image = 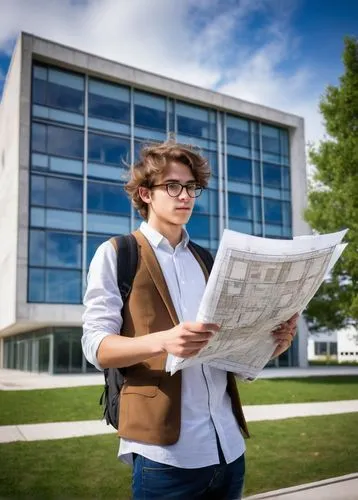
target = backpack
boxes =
[99,233,214,430]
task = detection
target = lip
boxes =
[175,207,191,211]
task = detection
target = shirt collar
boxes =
[139,221,190,250]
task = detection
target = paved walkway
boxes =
[1,399,358,444]
[245,473,358,500]
[1,366,358,391]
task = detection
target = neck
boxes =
[146,217,183,248]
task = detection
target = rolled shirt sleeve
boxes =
[82,240,123,371]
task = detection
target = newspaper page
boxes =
[166,229,348,379]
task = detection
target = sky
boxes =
[0,0,357,166]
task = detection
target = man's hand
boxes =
[271,313,299,359]
[155,322,219,358]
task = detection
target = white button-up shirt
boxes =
[82,222,245,468]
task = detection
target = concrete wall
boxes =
[10,34,85,334]
[338,327,358,363]
[297,316,309,367]
[290,122,310,237]
[307,331,337,360]
[0,37,21,335]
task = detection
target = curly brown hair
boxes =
[124,141,211,219]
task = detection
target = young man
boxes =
[82,142,298,500]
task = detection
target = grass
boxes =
[0,413,357,499]
[237,375,358,405]
[1,376,358,426]
[0,386,104,425]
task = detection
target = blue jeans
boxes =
[132,451,245,499]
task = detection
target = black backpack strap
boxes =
[188,240,214,274]
[111,233,138,303]
[101,233,138,429]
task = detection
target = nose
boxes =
[178,186,191,201]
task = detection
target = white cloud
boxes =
[0,0,328,165]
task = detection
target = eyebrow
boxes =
[161,178,197,183]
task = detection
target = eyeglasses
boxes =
[150,182,203,198]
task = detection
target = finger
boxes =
[183,322,220,333]
[181,349,202,358]
[188,333,214,342]
[272,333,292,343]
[180,343,209,357]
[272,323,288,332]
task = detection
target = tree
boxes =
[304,36,358,332]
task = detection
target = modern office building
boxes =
[308,327,358,364]
[0,33,309,374]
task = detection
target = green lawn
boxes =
[0,413,357,499]
[0,376,357,426]
[238,375,358,405]
[0,385,103,425]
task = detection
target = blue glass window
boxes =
[47,125,84,159]
[45,269,82,303]
[28,269,45,302]
[29,230,45,266]
[32,123,47,153]
[186,214,210,239]
[46,232,82,268]
[253,161,261,185]
[176,102,216,139]
[202,150,218,177]
[168,99,175,132]
[88,79,130,123]
[228,219,253,235]
[282,201,291,227]
[32,123,84,160]
[134,140,145,161]
[227,116,250,148]
[32,78,47,106]
[87,181,130,215]
[134,91,166,131]
[193,189,218,214]
[262,125,280,154]
[228,193,252,219]
[255,197,262,222]
[282,167,290,190]
[88,133,130,166]
[31,175,46,205]
[87,213,130,234]
[264,199,282,224]
[87,234,111,268]
[32,65,84,114]
[29,230,82,268]
[31,175,83,211]
[31,208,82,231]
[227,156,252,182]
[252,122,260,150]
[263,163,281,188]
[281,130,289,158]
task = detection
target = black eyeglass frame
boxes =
[149,182,204,198]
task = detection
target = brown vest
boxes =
[115,230,249,445]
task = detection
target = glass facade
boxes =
[29,61,292,304]
[23,61,294,371]
[3,328,96,374]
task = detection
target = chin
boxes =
[172,212,191,224]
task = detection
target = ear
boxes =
[138,186,152,204]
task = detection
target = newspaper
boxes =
[166,229,348,379]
